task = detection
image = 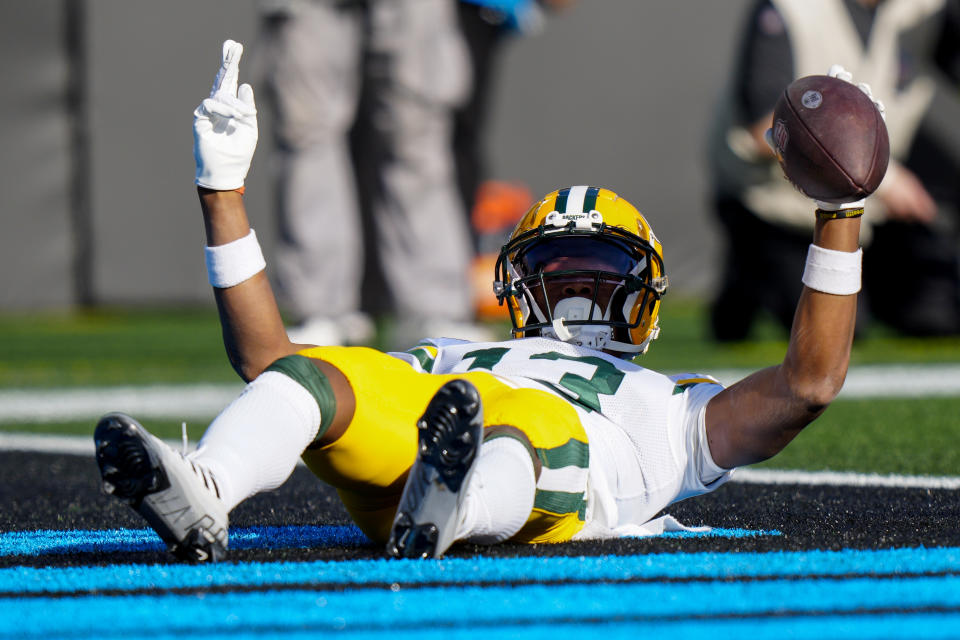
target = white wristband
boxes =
[205,229,266,288]
[801,244,862,295]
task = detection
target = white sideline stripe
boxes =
[708,363,960,397]
[3,431,958,490]
[0,363,957,424]
[0,433,96,456]
[733,468,960,490]
[0,432,205,458]
[0,383,244,423]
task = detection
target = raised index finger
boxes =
[209,39,244,99]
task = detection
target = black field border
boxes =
[6,452,960,572]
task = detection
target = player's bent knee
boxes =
[264,353,355,446]
[483,425,541,479]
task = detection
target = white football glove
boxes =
[815,64,885,212]
[193,40,258,191]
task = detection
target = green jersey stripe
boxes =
[406,346,436,373]
[536,438,589,470]
[533,488,586,517]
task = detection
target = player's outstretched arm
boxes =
[704,66,881,469]
[193,40,300,381]
[705,215,860,469]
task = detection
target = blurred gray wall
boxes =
[0,0,753,311]
[0,1,74,308]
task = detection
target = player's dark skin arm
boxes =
[198,188,356,445]
[705,215,860,469]
[198,188,307,381]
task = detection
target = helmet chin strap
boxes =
[544,297,613,350]
[543,296,651,354]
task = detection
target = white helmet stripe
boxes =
[563,185,589,213]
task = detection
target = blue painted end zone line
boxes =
[0,525,370,557]
[658,527,779,539]
[0,525,777,558]
[3,546,959,595]
[2,550,960,640]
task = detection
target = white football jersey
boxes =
[390,336,732,537]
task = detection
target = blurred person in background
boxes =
[256,0,492,348]
[452,0,576,224]
[452,1,576,319]
[707,0,960,340]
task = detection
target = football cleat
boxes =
[387,379,483,559]
[94,413,228,562]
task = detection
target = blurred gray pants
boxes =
[260,0,474,322]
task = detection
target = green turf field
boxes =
[1,301,958,475]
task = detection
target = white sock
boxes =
[190,371,321,511]
[455,437,536,544]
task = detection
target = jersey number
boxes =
[465,348,625,412]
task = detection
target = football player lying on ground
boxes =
[94,41,884,562]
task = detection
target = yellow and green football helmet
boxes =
[494,186,668,355]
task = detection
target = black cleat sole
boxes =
[387,513,439,560]
[95,413,169,505]
[94,412,227,563]
[416,380,482,493]
[388,379,483,559]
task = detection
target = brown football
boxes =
[770,74,889,203]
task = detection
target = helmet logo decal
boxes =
[545,210,603,230]
[555,186,599,215]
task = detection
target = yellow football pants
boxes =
[283,346,590,545]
